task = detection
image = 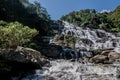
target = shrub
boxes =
[64,35,79,50]
[0,21,38,49]
[110,27,120,32]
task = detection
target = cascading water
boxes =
[13,60,120,80]
[49,21,120,59]
[61,21,120,50]
[13,21,120,80]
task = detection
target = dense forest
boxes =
[0,0,52,35]
[61,6,120,32]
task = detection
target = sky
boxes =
[29,0,120,20]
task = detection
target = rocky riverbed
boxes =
[0,46,120,80]
[10,46,120,80]
[12,59,120,80]
[1,21,120,80]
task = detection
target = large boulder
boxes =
[0,46,49,79]
[108,51,120,60]
[51,34,65,46]
[41,45,63,58]
[90,55,108,63]
[41,45,77,59]
[101,50,111,56]
[0,46,47,65]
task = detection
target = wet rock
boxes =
[51,34,65,46]
[41,45,63,58]
[90,55,108,63]
[82,57,90,63]
[96,30,106,38]
[108,51,120,60]
[91,49,102,55]
[80,39,93,46]
[101,50,111,56]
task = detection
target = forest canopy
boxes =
[60,7,120,32]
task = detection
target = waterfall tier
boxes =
[61,21,120,50]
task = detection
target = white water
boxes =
[61,21,120,50]
[13,21,120,80]
[15,60,120,80]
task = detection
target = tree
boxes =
[60,9,98,28]
[34,1,50,20]
[60,8,115,32]
[64,35,79,50]
[0,0,51,35]
[109,5,120,31]
[0,21,38,49]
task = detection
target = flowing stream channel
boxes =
[13,21,120,80]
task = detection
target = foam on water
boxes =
[16,60,120,80]
[13,21,120,80]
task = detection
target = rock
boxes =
[91,49,102,56]
[0,46,49,79]
[80,39,93,46]
[41,44,79,59]
[0,46,47,64]
[96,30,106,38]
[51,34,65,46]
[90,55,108,63]
[0,60,12,80]
[0,46,49,70]
[108,51,120,60]
[41,45,63,58]
[82,57,89,64]
[101,50,111,56]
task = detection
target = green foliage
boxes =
[110,28,120,32]
[61,9,99,28]
[60,9,116,32]
[0,21,38,48]
[0,20,7,26]
[33,1,50,20]
[109,6,120,32]
[64,35,79,50]
[0,0,51,35]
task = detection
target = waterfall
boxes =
[12,21,120,80]
[61,21,120,50]
[15,60,120,80]
[49,21,120,59]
